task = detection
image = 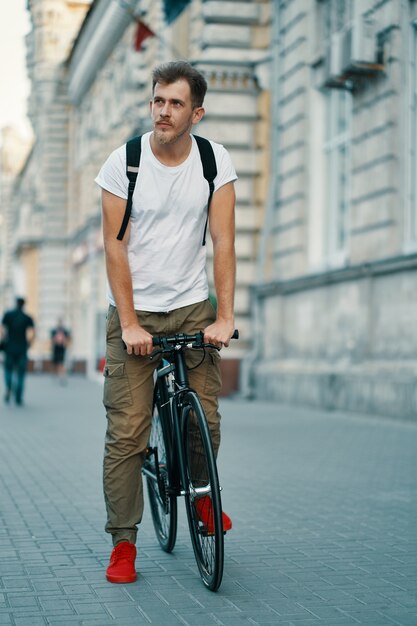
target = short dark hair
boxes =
[16,297,25,309]
[152,61,207,108]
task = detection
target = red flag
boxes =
[134,19,155,51]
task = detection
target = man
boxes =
[95,61,237,584]
[1,297,35,405]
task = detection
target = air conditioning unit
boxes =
[323,15,384,89]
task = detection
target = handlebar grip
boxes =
[152,329,238,348]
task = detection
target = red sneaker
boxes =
[106,541,137,583]
[194,495,232,534]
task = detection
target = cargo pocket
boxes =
[103,362,133,409]
[204,350,222,397]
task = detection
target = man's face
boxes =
[150,79,204,145]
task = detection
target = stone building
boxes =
[248,0,417,419]
[4,0,270,385]
[5,0,417,416]
[2,0,92,360]
[65,0,270,381]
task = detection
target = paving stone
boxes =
[70,601,108,616]
[48,616,84,626]
[13,618,47,626]
[105,602,151,620]
[6,595,39,609]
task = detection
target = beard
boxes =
[153,120,192,145]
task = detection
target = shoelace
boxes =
[111,543,134,563]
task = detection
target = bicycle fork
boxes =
[172,394,213,500]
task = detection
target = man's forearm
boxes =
[105,245,138,328]
[213,241,236,321]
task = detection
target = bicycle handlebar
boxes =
[123,330,239,357]
[152,329,239,349]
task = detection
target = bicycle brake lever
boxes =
[149,348,163,360]
[203,343,221,351]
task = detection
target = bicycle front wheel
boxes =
[181,391,224,591]
[144,390,177,552]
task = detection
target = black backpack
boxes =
[117,134,217,246]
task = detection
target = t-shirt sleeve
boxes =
[94,145,128,200]
[212,144,238,192]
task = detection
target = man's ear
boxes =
[192,107,205,125]
[149,99,153,115]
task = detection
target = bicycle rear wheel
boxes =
[181,391,224,591]
[144,387,177,552]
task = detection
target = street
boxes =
[0,373,416,625]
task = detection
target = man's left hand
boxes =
[204,319,235,348]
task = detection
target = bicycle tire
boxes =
[144,384,177,552]
[181,391,224,591]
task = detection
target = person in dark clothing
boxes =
[1,297,35,405]
[50,319,71,383]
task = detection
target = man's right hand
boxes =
[122,323,153,356]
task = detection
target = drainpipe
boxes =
[402,0,412,246]
[240,0,280,398]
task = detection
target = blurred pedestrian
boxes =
[50,319,71,384]
[0,297,35,406]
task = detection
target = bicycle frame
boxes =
[151,349,205,500]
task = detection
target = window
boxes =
[309,0,353,268]
[323,89,352,265]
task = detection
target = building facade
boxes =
[0,0,92,361]
[4,0,417,416]
[249,0,417,419]
[65,0,270,382]
[3,0,270,386]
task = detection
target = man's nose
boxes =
[160,103,171,117]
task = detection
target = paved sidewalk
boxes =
[0,373,416,626]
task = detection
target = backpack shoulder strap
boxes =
[117,135,142,241]
[194,135,217,246]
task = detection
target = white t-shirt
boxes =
[95,132,237,312]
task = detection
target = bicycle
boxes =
[142,329,238,591]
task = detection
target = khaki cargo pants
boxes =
[103,299,222,546]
